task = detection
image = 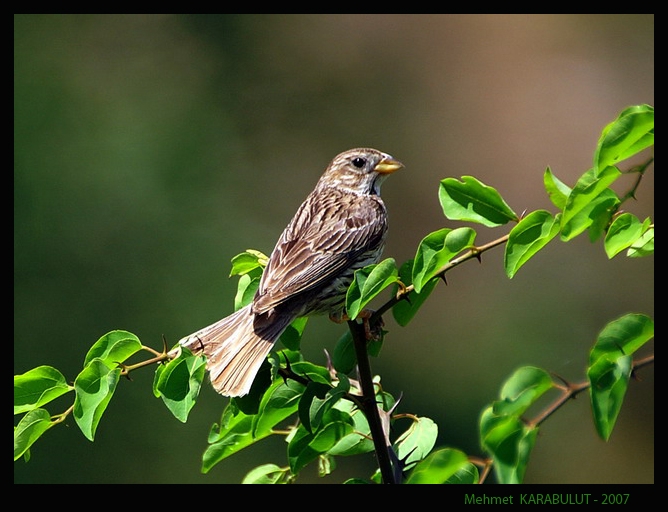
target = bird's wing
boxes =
[252,188,386,314]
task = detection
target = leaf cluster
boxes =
[14,105,653,483]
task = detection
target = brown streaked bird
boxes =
[179,148,403,396]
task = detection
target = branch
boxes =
[528,353,654,428]
[347,319,397,484]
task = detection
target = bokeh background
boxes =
[14,14,653,484]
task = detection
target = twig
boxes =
[347,319,397,484]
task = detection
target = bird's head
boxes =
[320,148,404,195]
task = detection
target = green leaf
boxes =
[332,331,356,374]
[345,258,399,320]
[480,407,538,484]
[590,313,654,362]
[14,366,73,415]
[328,401,374,456]
[588,355,631,442]
[289,361,332,385]
[627,226,654,257]
[560,166,621,240]
[588,314,654,441]
[298,382,332,434]
[412,227,476,292]
[392,259,438,327]
[560,188,619,242]
[443,463,480,484]
[14,408,55,461]
[73,359,121,441]
[234,270,263,311]
[595,104,654,173]
[153,347,206,422]
[505,210,560,278]
[229,249,269,277]
[230,249,268,310]
[299,378,349,435]
[493,366,555,417]
[288,408,354,474]
[439,176,518,227]
[604,213,649,258]
[83,330,143,370]
[406,448,478,484]
[394,416,438,471]
[543,167,571,210]
[242,464,292,484]
[279,317,308,351]
[202,379,304,473]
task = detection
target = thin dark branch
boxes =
[347,319,397,484]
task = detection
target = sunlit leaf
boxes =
[73,359,121,441]
[560,188,619,242]
[543,167,571,210]
[229,249,269,276]
[288,408,354,474]
[588,313,653,441]
[480,407,538,484]
[14,366,73,415]
[202,379,304,473]
[394,416,438,471]
[412,227,476,292]
[493,366,555,416]
[627,226,654,257]
[595,104,654,173]
[439,176,518,226]
[392,259,439,327]
[153,347,206,423]
[83,330,142,370]
[604,213,648,258]
[406,448,477,484]
[242,464,292,484]
[560,166,621,241]
[14,408,55,461]
[346,258,399,319]
[505,211,560,278]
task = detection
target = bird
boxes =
[179,148,404,397]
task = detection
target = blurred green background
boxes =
[14,14,653,484]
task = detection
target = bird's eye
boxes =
[351,157,366,168]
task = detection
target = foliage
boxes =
[14,105,654,483]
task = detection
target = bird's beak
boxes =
[375,155,404,175]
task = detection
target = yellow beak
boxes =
[375,155,404,174]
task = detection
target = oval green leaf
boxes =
[392,259,438,327]
[346,258,399,319]
[394,416,438,471]
[439,176,518,227]
[406,448,476,484]
[595,104,654,173]
[560,166,621,238]
[73,359,121,441]
[153,348,206,423]
[505,210,560,278]
[14,408,55,461]
[494,366,555,416]
[587,313,653,441]
[604,213,648,259]
[543,167,571,210]
[14,365,73,415]
[83,330,142,370]
[412,227,476,292]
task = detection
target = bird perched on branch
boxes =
[179,148,403,396]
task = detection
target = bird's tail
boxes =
[179,305,290,397]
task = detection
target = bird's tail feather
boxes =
[179,305,290,397]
